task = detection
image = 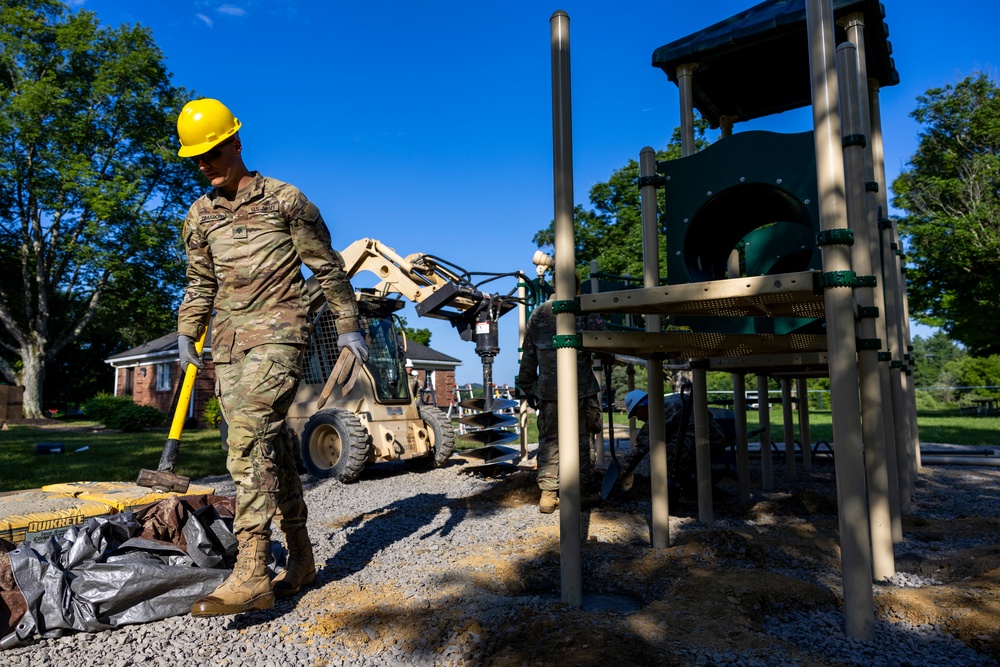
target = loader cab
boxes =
[363,305,410,403]
[300,292,411,403]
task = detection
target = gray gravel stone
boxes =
[2,444,998,666]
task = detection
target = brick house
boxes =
[104,332,462,425]
[104,331,216,427]
[403,340,461,408]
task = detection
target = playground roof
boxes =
[651,0,899,128]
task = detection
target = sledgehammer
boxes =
[136,328,208,493]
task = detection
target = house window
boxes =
[123,368,134,396]
[156,363,171,392]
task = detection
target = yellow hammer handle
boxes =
[167,328,208,441]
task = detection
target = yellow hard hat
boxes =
[176,98,242,157]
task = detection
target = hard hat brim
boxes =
[626,397,648,419]
[177,123,240,158]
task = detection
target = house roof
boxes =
[404,339,462,366]
[105,330,461,369]
[104,330,204,366]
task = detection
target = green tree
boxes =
[942,354,1000,399]
[44,263,184,410]
[0,1,200,416]
[397,316,431,347]
[892,73,1000,355]
[533,120,712,279]
[910,331,966,389]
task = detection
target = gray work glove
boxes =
[178,334,204,371]
[338,331,369,362]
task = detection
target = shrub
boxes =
[82,393,135,424]
[913,390,944,411]
[106,403,166,432]
[82,392,165,431]
[202,396,223,428]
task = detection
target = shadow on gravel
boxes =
[318,492,450,584]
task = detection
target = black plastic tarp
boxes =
[1,495,236,649]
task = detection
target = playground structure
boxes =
[547,0,915,640]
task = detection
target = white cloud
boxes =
[196,13,213,28]
[217,4,246,17]
[65,0,86,7]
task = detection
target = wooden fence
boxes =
[0,385,24,421]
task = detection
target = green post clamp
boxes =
[552,334,582,350]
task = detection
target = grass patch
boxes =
[0,423,227,492]
[739,407,1000,447]
[3,407,996,492]
[455,407,1000,452]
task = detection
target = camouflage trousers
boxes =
[536,395,601,492]
[216,343,306,539]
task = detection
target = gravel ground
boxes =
[3,441,999,667]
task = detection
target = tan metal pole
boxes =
[677,60,714,519]
[841,15,903,542]
[627,363,637,447]
[693,364,713,523]
[796,378,812,472]
[677,63,698,156]
[757,375,773,490]
[728,253,751,502]
[902,282,921,478]
[591,259,605,467]
[870,78,921,485]
[517,281,529,459]
[720,115,736,138]
[806,0,875,640]
[837,41,895,581]
[640,146,669,548]
[550,10,582,607]
[869,80,914,516]
[781,378,796,477]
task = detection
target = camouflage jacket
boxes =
[177,172,359,363]
[516,299,606,401]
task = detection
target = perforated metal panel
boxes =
[302,309,342,386]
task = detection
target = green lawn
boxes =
[0,422,227,492]
[741,407,1000,447]
[3,408,996,492]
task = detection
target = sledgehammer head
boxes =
[136,469,190,493]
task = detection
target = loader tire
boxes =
[300,408,371,483]
[419,405,456,468]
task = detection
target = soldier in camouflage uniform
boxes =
[622,390,728,497]
[174,99,367,616]
[516,296,606,513]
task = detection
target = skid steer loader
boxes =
[284,239,525,483]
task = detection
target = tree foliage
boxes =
[533,120,712,279]
[892,73,1000,355]
[910,330,966,389]
[942,354,1000,399]
[0,0,201,415]
[397,316,431,347]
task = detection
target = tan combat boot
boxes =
[191,535,274,617]
[272,526,316,599]
[539,490,559,514]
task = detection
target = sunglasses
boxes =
[190,137,234,165]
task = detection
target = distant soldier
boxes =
[517,283,606,514]
[621,389,729,498]
[175,99,368,616]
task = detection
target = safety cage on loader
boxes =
[300,292,411,404]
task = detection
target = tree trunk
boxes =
[20,345,46,419]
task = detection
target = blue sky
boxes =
[72,0,999,386]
